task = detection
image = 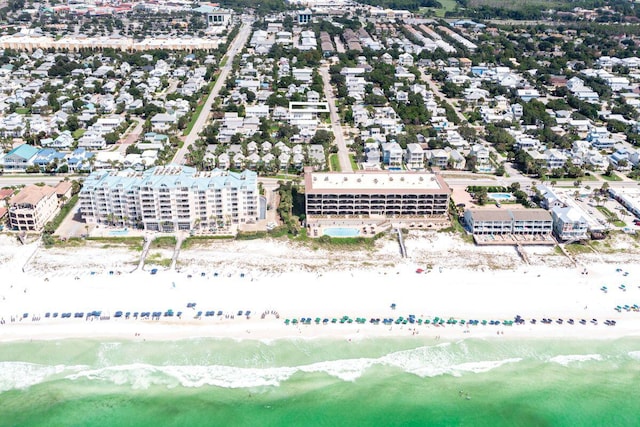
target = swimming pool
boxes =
[323,227,360,238]
[488,193,515,201]
[109,228,129,236]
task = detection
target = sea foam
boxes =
[627,351,640,361]
[0,361,88,392]
[0,343,531,392]
[549,354,603,366]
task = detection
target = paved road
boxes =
[172,22,252,165]
[118,117,143,154]
[319,66,352,173]
[419,68,466,123]
[0,176,74,187]
[333,35,345,53]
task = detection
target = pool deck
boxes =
[311,222,380,238]
[306,216,451,238]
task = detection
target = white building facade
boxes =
[79,165,258,232]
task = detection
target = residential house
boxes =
[1,144,39,171]
[364,142,381,169]
[381,142,403,168]
[469,144,491,172]
[404,143,425,170]
[586,127,615,150]
[32,148,67,171]
[551,206,589,241]
[66,148,94,172]
[609,148,633,171]
[150,113,178,132]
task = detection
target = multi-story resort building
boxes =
[303,168,451,234]
[80,165,258,232]
[8,184,59,231]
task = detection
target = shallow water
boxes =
[1,337,639,426]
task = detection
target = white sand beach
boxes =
[1,232,640,342]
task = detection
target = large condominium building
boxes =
[80,165,258,232]
[8,185,59,231]
[304,168,451,219]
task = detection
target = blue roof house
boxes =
[33,148,67,169]
[1,144,39,171]
[66,148,95,172]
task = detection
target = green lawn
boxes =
[329,154,341,172]
[596,205,627,227]
[349,155,359,171]
[596,205,614,217]
[44,195,79,238]
[419,0,457,17]
[183,101,206,136]
[15,108,30,114]
[600,173,622,181]
[549,175,598,184]
[72,129,86,139]
[183,81,215,136]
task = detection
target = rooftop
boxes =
[82,165,257,192]
[305,170,449,194]
[9,185,56,206]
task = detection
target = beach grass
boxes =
[307,233,383,250]
[563,242,594,255]
[86,236,144,251]
[151,236,177,249]
[180,235,234,249]
[439,201,473,243]
[146,252,172,267]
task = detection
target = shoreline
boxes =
[2,316,640,344]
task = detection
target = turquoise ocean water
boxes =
[1,337,639,426]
